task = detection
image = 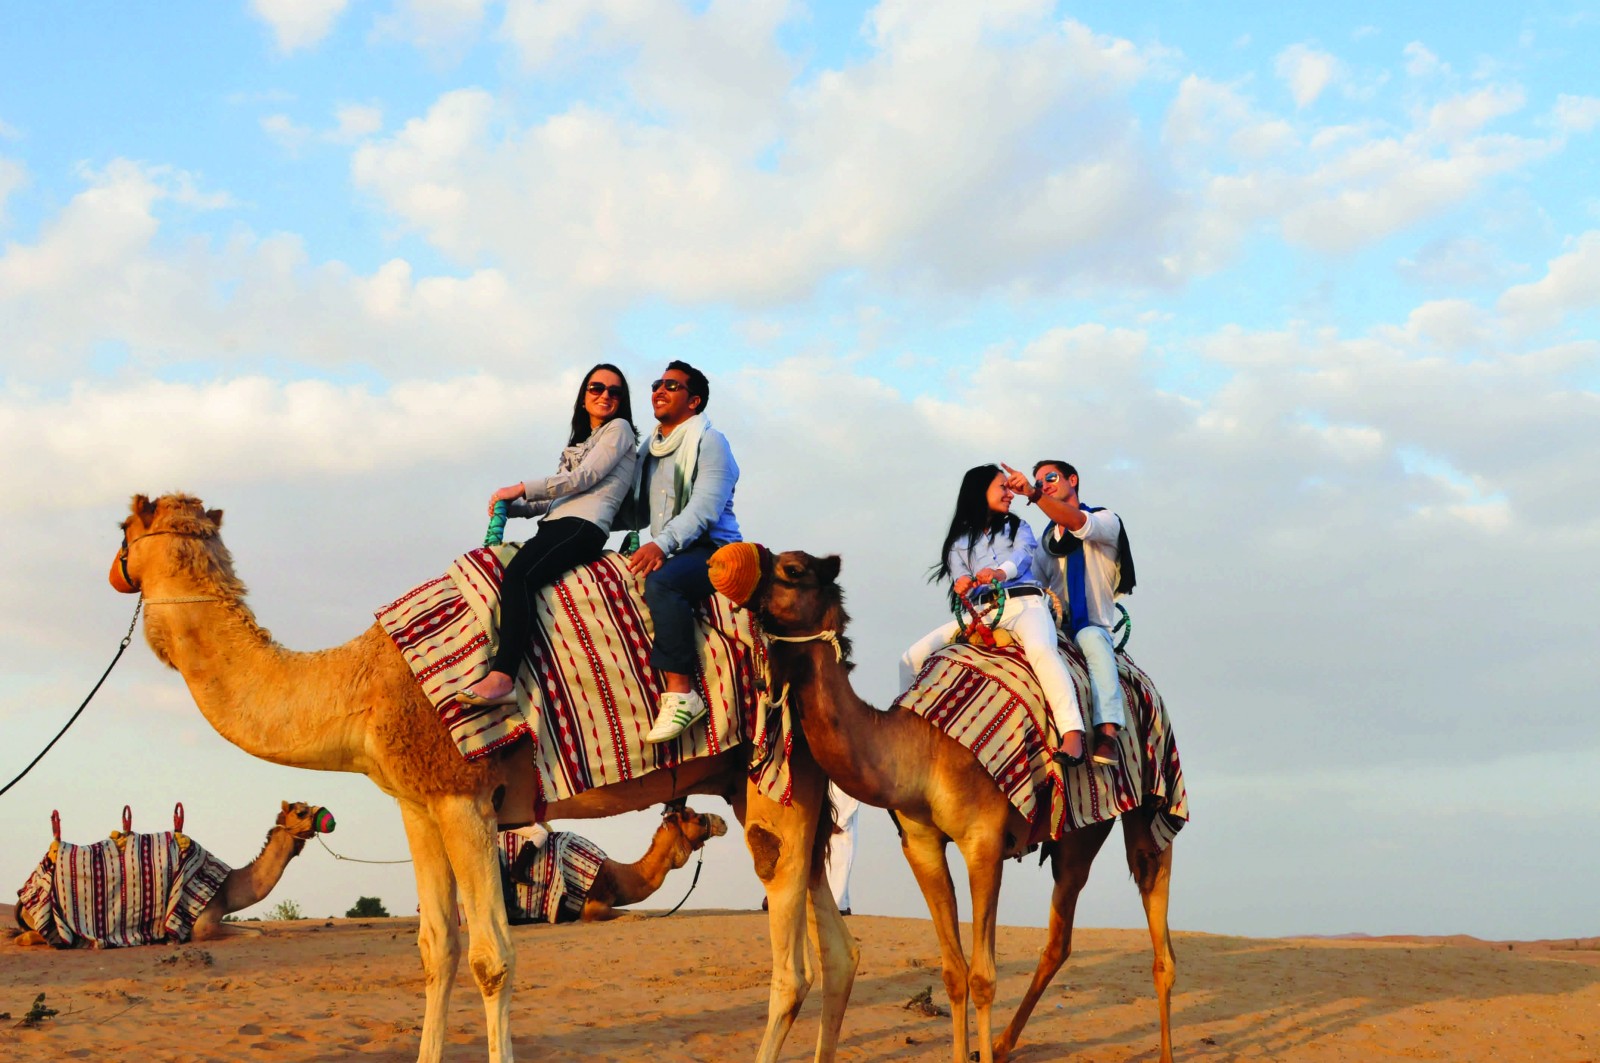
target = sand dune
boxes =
[3,903,1597,1061]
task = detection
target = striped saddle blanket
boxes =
[498,830,606,924]
[896,640,1188,848]
[376,546,792,811]
[13,832,231,947]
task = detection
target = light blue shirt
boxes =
[641,426,742,556]
[947,520,1041,593]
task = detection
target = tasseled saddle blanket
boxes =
[376,546,791,810]
[13,831,231,947]
[497,830,606,925]
[897,641,1189,849]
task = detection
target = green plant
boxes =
[265,899,304,921]
[345,896,390,918]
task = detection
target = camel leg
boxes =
[960,830,1006,1063]
[992,819,1115,1063]
[431,794,516,1063]
[400,801,461,1063]
[806,832,860,1062]
[899,818,972,1063]
[1124,811,1177,1063]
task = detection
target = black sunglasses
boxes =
[649,379,686,393]
[586,382,625,399]
[1034,471,1061,490]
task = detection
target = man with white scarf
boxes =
[622,360,744,742]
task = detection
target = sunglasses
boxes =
[1033,472,1061,490]
[649,379,686,393]
[586,382,625,399]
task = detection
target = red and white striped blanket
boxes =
[896,641,1188,848]
[13,832,231,947]
[376,547,793,811]
[498,830,607,924]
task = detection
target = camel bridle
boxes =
[117,527,222,603]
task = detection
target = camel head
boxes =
[709,544,852,660]
[661,806,728,863]
[109,493,234,596]
[276,800,337,842]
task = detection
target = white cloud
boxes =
[378,0,492,52]
[1402,41,1448,78]
[262,112,312,153]
[1424,85,1525,143]
[250,0,350,53]
[328,103,384,143]
[1552,94,1600,134]
[0,156,25,221]
[1498,231,1600,333]
[1274,43,1344,109]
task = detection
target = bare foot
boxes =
[466,671,514,700]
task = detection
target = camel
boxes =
[14,800,333,947]
[504,806,728,922]
[109,493,856,1063]
[709,545,1176,1063]
[194,800,335,940]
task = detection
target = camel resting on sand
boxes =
[710,544,1177,1063]
[109,493,853,1063]
[505,806,728,923]
[13,800,334,947]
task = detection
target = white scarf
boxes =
[646,413,710,515]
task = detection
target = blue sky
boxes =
[2,0,1598,956]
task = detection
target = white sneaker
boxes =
[645,691,708,743]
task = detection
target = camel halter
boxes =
[118,528,222,603]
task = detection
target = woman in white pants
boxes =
[899,464,1087,765]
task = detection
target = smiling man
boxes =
[621,360,744,743]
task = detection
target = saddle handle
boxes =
[122,804,132,832]
[52,809,60,840]
[174,802,185,833]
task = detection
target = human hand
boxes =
[627,541,667,575]
[1000,463,1033,496]
[953,575,975,597]
[973,567,1004,586]
[487,483,525,516]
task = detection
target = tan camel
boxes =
[507,806,729,922]
[109,493,856,1063]
[193,800,334,940]
[710,545,1176,1063]
[14,800,333,947]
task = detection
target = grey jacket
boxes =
[508,418,638,533]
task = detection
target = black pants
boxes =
[489,516,607,677]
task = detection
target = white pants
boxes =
[899,594,1085,740]
[825,782,858,911]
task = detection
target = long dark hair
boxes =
[568,363,635,446]
[929,464,1020,583]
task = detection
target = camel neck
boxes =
[611,824,689,904]
[779,642,939,814]
[139,574,365,774]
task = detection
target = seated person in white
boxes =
[1006,459,1131,767]
[900,463,1087,766]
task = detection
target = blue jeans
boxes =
[644,543,715,676]
[1075,625,1126,729]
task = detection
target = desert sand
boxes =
[2,902,1596,1061]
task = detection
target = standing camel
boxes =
[503,806,728,923]
[14,799,334,948]
[108,493,856,1063]
[709,544,1177,1063]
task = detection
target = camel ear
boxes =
[131,494,156,526]
[816,555,841,586]
[207,508,224,529]
[281,800,290,811]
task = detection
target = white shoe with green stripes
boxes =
[645,690,708,743]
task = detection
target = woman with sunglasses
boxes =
[461,364,638,706]
[899,463,1088,765]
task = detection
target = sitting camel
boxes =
[709,544,1178,1063]
[502,806,728,923]
[109,493,852,1063]
[14,800,334,948]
